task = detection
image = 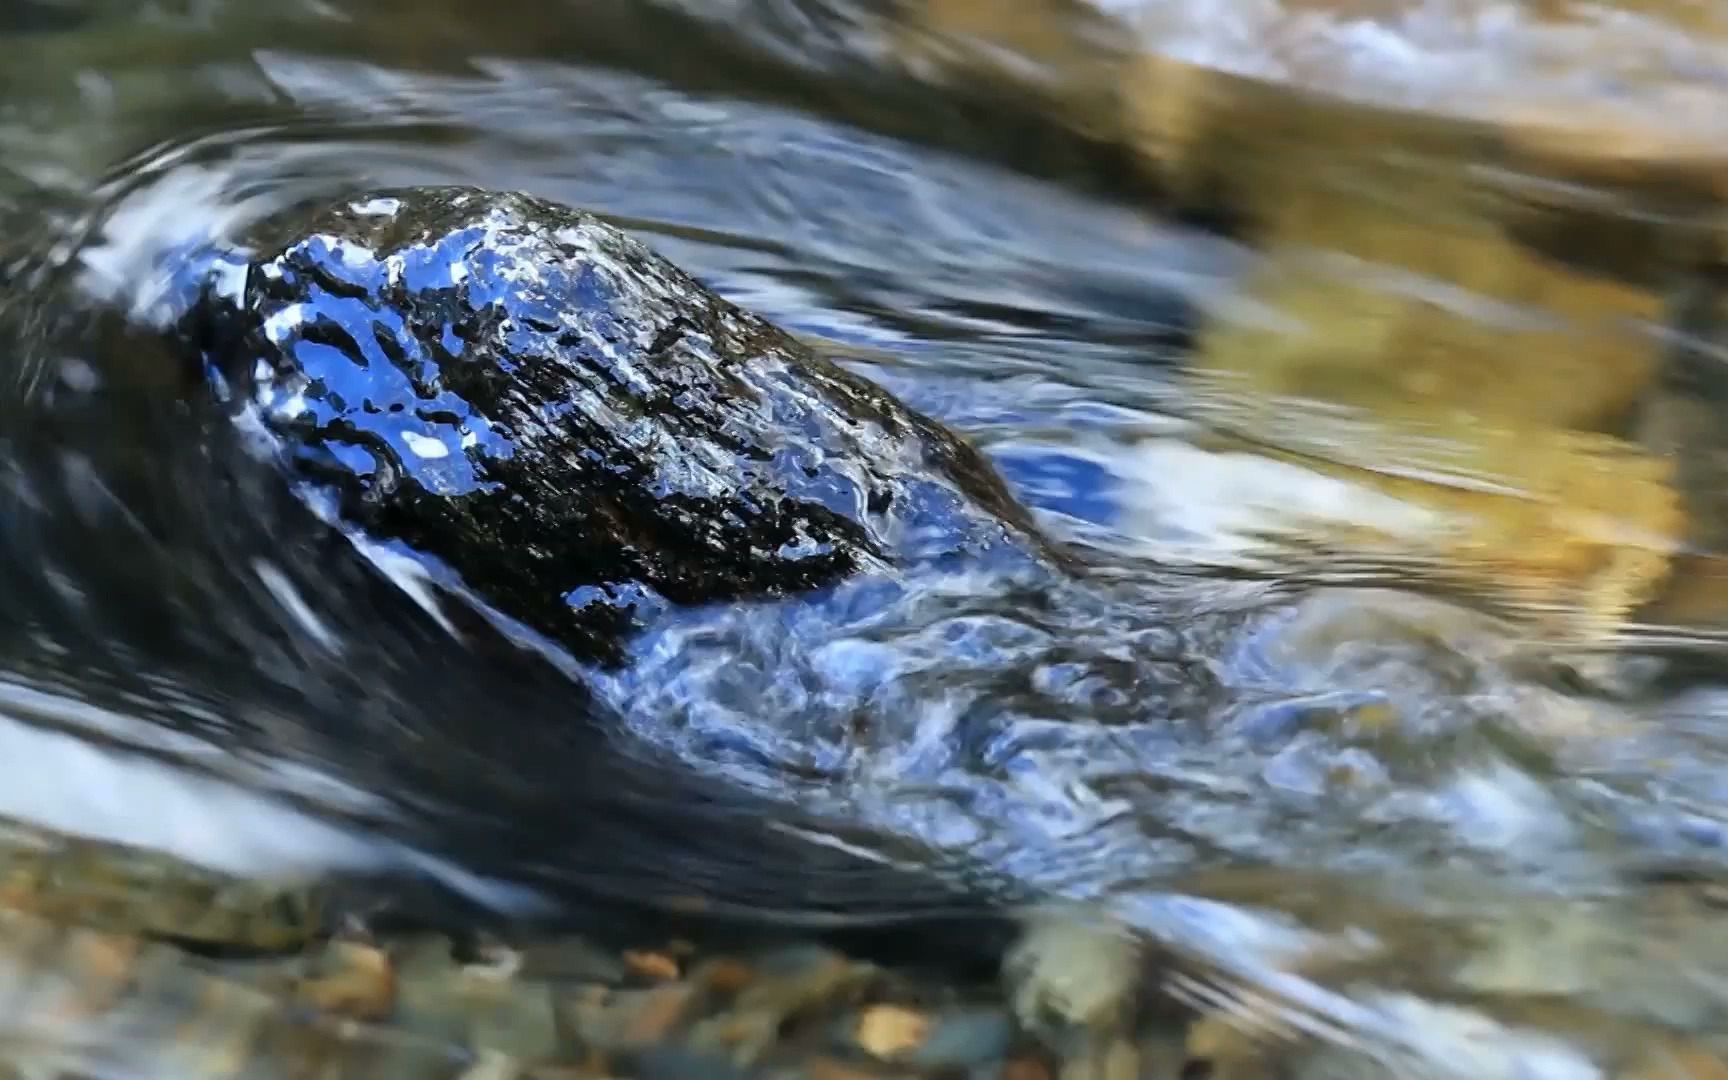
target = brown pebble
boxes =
[1623,1042,1728,1080]
[694,958,755,994]
[298,942,396,1022]
[622,983,697,1044]
[30,928,145,1027]
[855,1005,931,1060]
[623,949,680,982]
[64,929,144,1008]
[1001,1056,1054,1080]
[1187,1010,1280,1074]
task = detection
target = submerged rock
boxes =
[191,186,1052,665]
[0,185,1057,969]
[0,815,321,953]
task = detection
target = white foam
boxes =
[75,163,279,325]
[350,196,402,218]
[0,700,384,877]
[401,430,451,459]
[0,679,555,915]
[1112,438,1444,563]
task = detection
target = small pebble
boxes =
[626,983,698,1045]
[1622,1042,1728,1080]
[624,950,681,982]
[691,951,883,1063]
[1184,1010,1284,1080]
[692,957,756,995]
[61,928,143,1011]
[564,981,698,1049]
[856,1005,932,1060]
[1001,1056,1054,1080]
[298,941,395,1022]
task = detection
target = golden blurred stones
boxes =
[855,1004,932,1060]
[911,0,1728,238]
[1621,1041,1728,1080]
[621,949,680,983]
[619,983,696,1046]
[909,0,1130,138]
[690,957,756,995]
[1194,228,1662,431]
[1189,235,1683,637]
[57,926,143,1015]
[1497,92,1728,199]
[688,949,882,1065]
[561,981,697,1052]
[0,819,321,954]
[168,974,275,1077]
[1001,1055,1056,1080]
[1183,1010,1283,1080]
[296,941,396,1022]
[900,0,1727,643]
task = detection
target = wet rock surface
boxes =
[191,186,1053,666]
[0,193,1054,992]
[77,182,1091,955]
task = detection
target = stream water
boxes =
[4,1,1728,1076]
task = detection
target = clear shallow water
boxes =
[5,0,1728,1075]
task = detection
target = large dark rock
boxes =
[0,268,1028,961]
[0,179,1078,970]
[193,187,1053,665]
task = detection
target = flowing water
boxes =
[4,0,1728,1076]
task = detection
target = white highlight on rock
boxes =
[402,431,451,459]
[350,197,402,218]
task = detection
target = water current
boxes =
[4,1,1728,1076]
